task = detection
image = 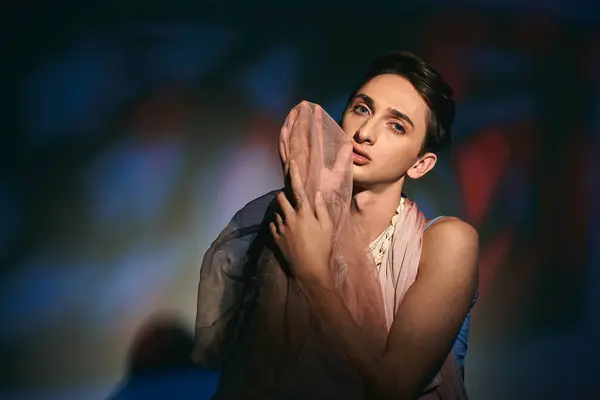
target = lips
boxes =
[352,145,371,166]
[352,145,370,160]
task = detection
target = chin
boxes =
[351,171,372,187]
[352,164,371,174]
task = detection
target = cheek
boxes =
[379,149,406,169]
[340,113,359,135]
[376,142,419,171]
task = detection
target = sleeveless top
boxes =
[425,216,478,369]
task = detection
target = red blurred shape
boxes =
[455,129,510,225]
[477,229,513,304]
[561,131,593,265]
[127,85,191,139]
[245,113,281,149]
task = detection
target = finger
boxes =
[282,161,290,178]
[290,103,309,160]
[279,130,288,166]
[314,191,332,229]
[332,141,353,175]
[269,222,280,241]
[279,108,297,165]
[274,212,286,232]
[280,136,291,176]
[314,104,325,137]
[276,192,295,221]
[314,106,325,168]
[289,160,312,214]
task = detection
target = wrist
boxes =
[295,259,332,293]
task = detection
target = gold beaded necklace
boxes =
[369,197,405,268]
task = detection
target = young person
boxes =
[193,51,479,399]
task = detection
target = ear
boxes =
[407,152,437,179]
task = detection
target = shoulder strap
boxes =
[424,215,445,231]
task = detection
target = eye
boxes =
[390,122,406,134]
[352,104,370,116]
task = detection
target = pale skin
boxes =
[271,75,479,399]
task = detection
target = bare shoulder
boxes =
[424,216,478,247]
[420,216,479,278]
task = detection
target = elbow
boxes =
[362,359,440,400]
[364,385,418,400]
[363,372,422,400]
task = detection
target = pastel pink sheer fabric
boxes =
[193,102,468,399]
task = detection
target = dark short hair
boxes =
[343,51,455,154]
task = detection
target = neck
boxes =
[351,178,405,243]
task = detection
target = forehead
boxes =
[356,74,428,128]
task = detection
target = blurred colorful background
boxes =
[3,1,599,399]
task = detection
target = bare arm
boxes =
[272,160,478,398]
[299,218,479,399]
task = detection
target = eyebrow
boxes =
[353,93,415,129]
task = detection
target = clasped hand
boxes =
[270,160,334,287]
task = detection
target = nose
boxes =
[353,118,377,144]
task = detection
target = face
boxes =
[340,74,437,190]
